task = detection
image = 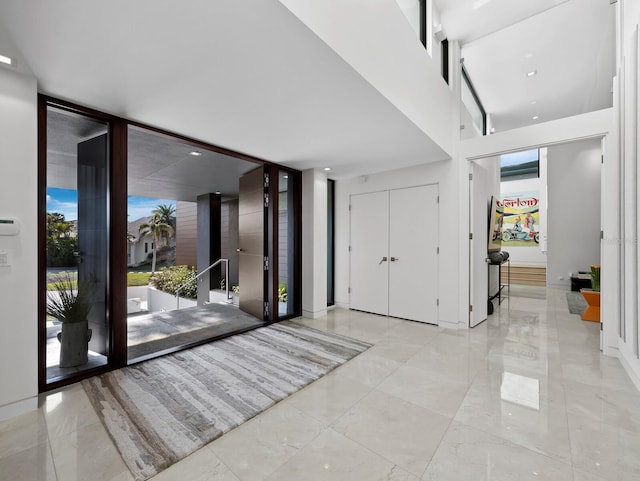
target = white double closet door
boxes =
[350,184,439,324]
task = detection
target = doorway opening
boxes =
[469,139,603,329]
[125,126,269,362]
[39,96,302,390]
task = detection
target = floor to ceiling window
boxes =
[43,105,111,385]
[278,170,299,317]
[39,96,302,390]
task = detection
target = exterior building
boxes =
[126,216,153,267]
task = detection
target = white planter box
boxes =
[147,286,197,313]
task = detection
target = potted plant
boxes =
[47,275,93,367]
[590,264,601,292]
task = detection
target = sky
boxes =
[46,187,175,222]
[500,149,538,167]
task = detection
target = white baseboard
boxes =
[438,319,460,330]
[0,396,38,422]
[617,346,640,393]
[603,344,619,358]
[302,308,328,319]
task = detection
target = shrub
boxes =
[150,265,197,299]
[278,283,287,303]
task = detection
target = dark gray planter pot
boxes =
[56,320,93,368]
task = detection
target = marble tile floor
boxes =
[3,287,639,481]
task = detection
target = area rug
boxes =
[82,321,371,480]
[566,291,588,315]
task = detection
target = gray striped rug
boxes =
[82,321,371,480]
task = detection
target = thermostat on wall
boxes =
[0,218,20,236]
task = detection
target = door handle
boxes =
[390,257,398,262]
[378,256,388,265]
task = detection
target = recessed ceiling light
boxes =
[189,151,202,156]
[530,100,537,105]
[215,191,221,195]
[323,167,332,171]
[526,70,537,77]
[532,116,539,120]
[283,175,289,179]
[0,54,13,65]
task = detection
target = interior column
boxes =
[302,169,327,318]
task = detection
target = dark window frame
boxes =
[419,0,427,48]
[441,39,449,84]
[327,179,335,307]
[38,94,303,392]
[461,64,487,136]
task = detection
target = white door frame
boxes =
[349,183,440,324]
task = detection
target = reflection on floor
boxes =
[10,287,640,481]
[127,302,264,360]
[507,283,547,299]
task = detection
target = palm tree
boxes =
[152,204,176,246]
[138,213,174,273]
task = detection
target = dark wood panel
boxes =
[240,167,264,192]
[110,119,128,367]
[238,189,263,216]
[176,201,197,267]
[239,167,264,320]
[239,211,264,235]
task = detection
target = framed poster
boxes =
[500,191,540,247]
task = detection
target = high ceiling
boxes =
[435,0,616,132]
[0,0,447,180]
[0,0,617,174]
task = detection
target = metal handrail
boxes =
[176,258,230,309]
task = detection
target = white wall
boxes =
[609,0,640,389]
[546,139,602,289]
[0,67,39,419]
[277,0,454,158]
[335,159,460,327]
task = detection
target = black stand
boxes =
[487,258,510,315]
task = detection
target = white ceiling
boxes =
[0,0,447,180]
[435,0,616,132]
[434,0,571,44]
[46,106,258,201]
[0,0,617,173]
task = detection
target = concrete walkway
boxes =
[46,302,263,381]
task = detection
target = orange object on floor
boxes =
[580,289,600,322]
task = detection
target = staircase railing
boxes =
[176,258,230,309]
